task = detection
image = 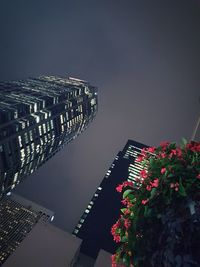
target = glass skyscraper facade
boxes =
[0,76,98,197]
[0,193,54,265]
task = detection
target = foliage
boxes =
[111,140,200,267]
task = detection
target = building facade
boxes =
[72,140,148,259]
[2,220,82,267]
[0,193,54,265]
[0,76,98,197]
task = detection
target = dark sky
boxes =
[0,0,200,232]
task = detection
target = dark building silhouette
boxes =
[73,140,148,259]
[0,193,54,265]
[0,76,98,197]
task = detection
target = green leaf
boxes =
[122,254,129,265]
[150,188,157,199]
[178,178,187,197]
[120,208,127,214]
[181,137,187,147]
[121,236,128,242]
[144,206,151,217]
[123,189,133,199]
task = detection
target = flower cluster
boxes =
[111,140,200,267]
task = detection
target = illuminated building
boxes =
[0,76,98,197]
[0,193,54,265]
[73,140,148,259]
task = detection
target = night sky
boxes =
[0,0,199,232]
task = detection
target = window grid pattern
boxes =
[0,76,98,197]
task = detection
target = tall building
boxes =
[73,140,148,259]
[0,76,98,197]
[0,193,54,265]
[2,221,82,267]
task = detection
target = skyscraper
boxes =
[2,220,82,267]
[0,76,98,197]
[73,140,148,259]
[0,193,54,265]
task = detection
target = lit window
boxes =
[43,124,46,134]
[18,136,23,148]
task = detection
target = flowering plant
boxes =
[111,140,200,267]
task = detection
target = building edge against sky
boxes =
[0,193,54,265]
[0,76,98,197]
[72,139,148,259]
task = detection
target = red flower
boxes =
[170,182,179,191]
[141,199,149,205]
[176,148,182,157]
[140,170,148,179]
[116,181,133,193]
[124,219,131,229]
[161,168,166,174]
[197,174,200,179]
[146,185,152,191]
[111,254,119,267]
[136,155,145,162]
[123,181,133,187]
[186,142,200,152]
[114,235,121,243]
[121,198,128,205]
[151,178,159,188]
[160,152,166,158]
[111,221,121,243]
[116,184,123,192]
[147,147,156,153]
[124,209,131,215]
[160,141,170,150]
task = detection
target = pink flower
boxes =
[170,183,175,188]
[124,209,131,215]
[176,148,182,157]
[161,168,166,175]
[151,178,159,188]
[141,199,149,205]
[111,254,117,267]
[140,170,148,179]
[116,181,133,193]
[160,152,166,158]
[136,155,144,162]
[147,147,156,153]
[169,148,182,158]
[124,219,131,229]
[186,142,200,152]
[121,199,127,205]
[111,221,121,243]
[160,141,170,151]
[197,174,200,179]
[123,181,133,187]
[146,185,152,191]
[170,182,179,191]
[116,184,123,192]
[114,235,121,243]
